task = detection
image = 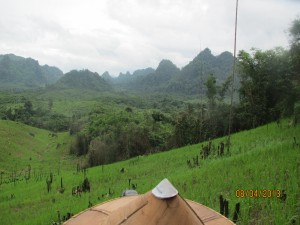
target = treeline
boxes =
[0,96,69,132]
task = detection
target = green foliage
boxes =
[289,18,300,69]
[174,110,196,146]
[88,138,108,166]
[1,96,70,132]
[238,48,295,127]
[205,74,217,109]
[70,133,89,156]
[289,18,300,102]
[173,103,231,147]
[83,107,174,166]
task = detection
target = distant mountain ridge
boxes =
[114,67,156,85]
[111,48,234,95]
[0,54,63,91]
[0,49,234,95]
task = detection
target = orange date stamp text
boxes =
[235,189,281,198]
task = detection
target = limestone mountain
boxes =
[0,54,63,91]
[0,49,234,95]
[112,48,234,95]
[113,67,156,90]
[166,48,234,95]
[114,60,180,92]
[133,59,180,91]
[55,69,112,91]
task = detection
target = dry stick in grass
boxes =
[233,202,240,223]
[219,195,224,215]
[224,199,229,218]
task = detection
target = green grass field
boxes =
[0,119,299,225]
[0,120,76,173]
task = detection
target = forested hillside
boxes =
[53,69,112,91]
[169,48,234,95]
[0,54,63,91]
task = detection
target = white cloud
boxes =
[0,0,299,76]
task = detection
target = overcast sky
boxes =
[0,0,299,76]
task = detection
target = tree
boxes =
[288,18,300,124]
[24,100,33,115]
[218,76,231,102]
[289,18,300,100]
[5,108,15,120]
[238,48,294,127]
[48,98,53,111]
[173,106,199,147]
[88,138,107,166]
[205,74,217,110]
[70,133,89,156]
[289,18,300,75]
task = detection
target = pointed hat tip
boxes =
[152,178,178,199]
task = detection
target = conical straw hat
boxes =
[64,179,235,225]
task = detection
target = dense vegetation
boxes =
[0,93,70,132]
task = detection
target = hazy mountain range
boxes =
[0,48,234,95]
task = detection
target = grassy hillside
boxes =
[0,120,75,173]
[0,120,299,225]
